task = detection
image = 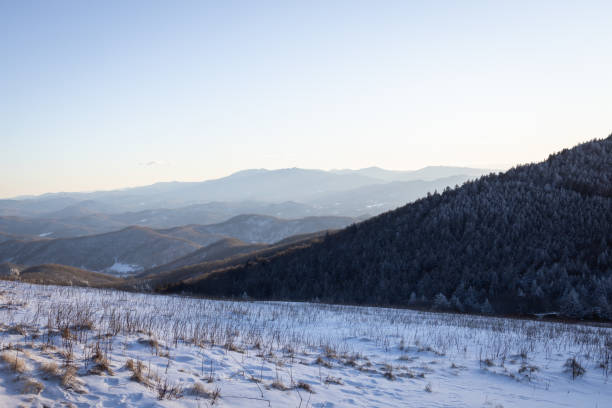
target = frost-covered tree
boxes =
[480,299,495,315]
[433,293,450,310]
[450,295,464,312]
[560,289,584,319]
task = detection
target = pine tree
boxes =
[560,289,584,318]
[450,295,464,312]
[480,299,494,315]
[433,293,450,310]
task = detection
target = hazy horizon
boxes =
[2,163,506,199]
[2,1,611,197]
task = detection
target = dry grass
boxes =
[1,351,29,373]
[315,355,332,368]
[0,281,611,407]
[296,381,313,393]
[72,319,95,331]
[564,357,586,380]
[138,337,160,354]
[270,380,288,391]
[61,365,85,393]
[10,324,27,336]
[126,359,153,387]
[324,376,343,385]
[90,347,114,376]
[190,382,212,398]
[41,361,61,378]
[21,377,44,394]
[382,364,396,380]
[156,376,183,400]
[61,327,74,341]
[125,358,136,372]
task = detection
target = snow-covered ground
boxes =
[0,281,610,408]
[105,261,143,276]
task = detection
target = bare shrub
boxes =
[564,357,586,380]
[210,386,221,404]
[156,376,183,400]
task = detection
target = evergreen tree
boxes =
[560,289,584,319]
[433,293,450,310]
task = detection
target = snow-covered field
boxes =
[0,281,610,408]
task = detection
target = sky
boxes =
[1,0,611,198]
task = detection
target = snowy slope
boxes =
[0,281,610,407]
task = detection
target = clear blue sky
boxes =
[1,0,611,197]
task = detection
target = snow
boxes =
[38,232,53,237]
[0,280,610,407]
[106,261,142,275]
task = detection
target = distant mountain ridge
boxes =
[331,166,493,181]
[0,166,494,216]
[0,167,492,242]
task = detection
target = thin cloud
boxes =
[139,160,170,167]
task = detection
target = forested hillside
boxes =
[164,136,612,319]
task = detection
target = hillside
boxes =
[0,216,95,239]
[0,262,25,278]
[306,175,472,215]
[0,227,201,275]
[192,214,354,243]
[2,280,610,407]
[8,264,123,286]
[163,136,612,319]
[140,237,266,276]
[131,231,330,290]
[0,215,353,276]
[109,201,317,228]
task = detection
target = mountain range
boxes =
[0,214,355,274]
[0,166,493,218]
[161,136,612,320]
[0,166,491,278]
